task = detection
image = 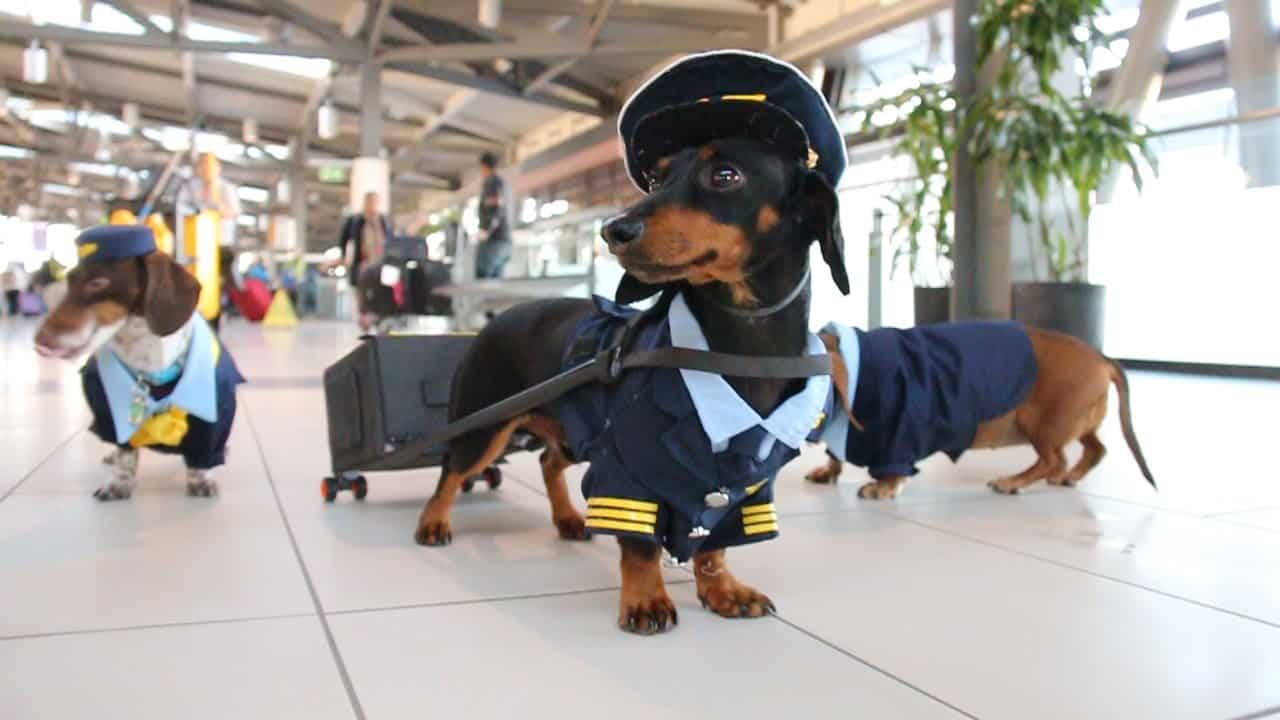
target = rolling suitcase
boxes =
[229,277,272,322]
[320,332,504,501]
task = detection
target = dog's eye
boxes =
[704,164,744,191]
[83,277,110,295]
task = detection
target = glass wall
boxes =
[818,0,1280,368]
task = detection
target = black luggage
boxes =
[321,333,505,500]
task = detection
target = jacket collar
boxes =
[666,292,831,452]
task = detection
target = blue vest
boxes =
[821,321,1038,479]
[554,295,833,562]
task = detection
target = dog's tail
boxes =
[1107,358,1156,491]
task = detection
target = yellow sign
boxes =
[263,289,298,328]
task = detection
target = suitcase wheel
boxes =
[352,476,369,501]
[321,477,338,503]
[461,477,475,493]
[484,466,502,490]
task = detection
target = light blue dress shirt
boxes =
[667,292,832,459]
[96,316,221,441]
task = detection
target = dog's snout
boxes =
[603,217,644,246]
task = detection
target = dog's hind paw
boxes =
[805,467,839,484]
[93,484,133,501]
[414,519,453,546]
[554,513,592,541]
[987,478,1022,495]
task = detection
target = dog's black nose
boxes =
[603,217,644,246]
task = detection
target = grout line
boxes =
[0,427,84,504]
[770,614,981,719]
[1206,505,1280,519]
[0,612,315,643]
[243,401,367,720]
[326,579,696,618]
[1228,706,1280,720]
[880,511,1280,631]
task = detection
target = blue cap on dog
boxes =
[619,50,847,192]
[76,225,157,263]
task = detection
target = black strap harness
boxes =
[379,287,832,468]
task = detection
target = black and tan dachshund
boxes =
[413,136,847,633]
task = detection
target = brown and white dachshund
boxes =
[34,250,243,499]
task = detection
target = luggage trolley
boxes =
[320,332,507,502]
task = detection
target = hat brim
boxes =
[629,99,811,189]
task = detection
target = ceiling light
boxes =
[317,100,338,140]
[243,117,259,144]
[121,102,139,128]
[23,41,49,85]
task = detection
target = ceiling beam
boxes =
[0,21,365,61]
[378,37,710,65]
[98,0,166,36]
[252,0,362,51]
[433,0,765,34]
[385,62,604,116]
[523,0,615,97]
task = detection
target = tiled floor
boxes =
[3,316,1280,720]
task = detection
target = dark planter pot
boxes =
[913,286,952,326]
[1011,282,1106,350]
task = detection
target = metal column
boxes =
[951,0,1011,321]
[358,61,383,159]
[1226,0,1280,188]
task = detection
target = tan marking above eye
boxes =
[756,206,780,233]
[92,301,129,326]
[697,145,716,161]
[656,157,672,171]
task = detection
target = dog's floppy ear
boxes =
[800,170,850,296]
[141,252,201,335]
[614,273,665,305]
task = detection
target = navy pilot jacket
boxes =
[553,293,833,562]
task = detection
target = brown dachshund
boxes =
[413,136,848,633]
[806,322,1155,499]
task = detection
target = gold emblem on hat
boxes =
[78,243,99,259]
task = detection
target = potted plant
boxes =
[968,0,1156,348]
[882,80,957,325]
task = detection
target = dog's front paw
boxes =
[92,483,133,501]
[987,478,1022,495]
[618,590,678,635]
[857,480,901,500]
[554,513,592,541]
[186,479,219,497]
[698,578,775,619]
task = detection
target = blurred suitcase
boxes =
[229,277,272,322]
[18,290,45,316]
[323,333,475,475]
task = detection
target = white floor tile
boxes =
[0,616,353,720]
[0,490,313,636]
[721,511,1280,720]
[328,586,963,720]
[886,492,1280,627]
[1214,507,1280,533]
